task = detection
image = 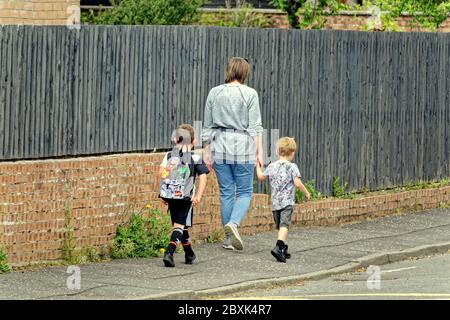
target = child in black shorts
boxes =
[159,124,209,267]
[256,137,310,263]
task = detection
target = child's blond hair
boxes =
[276,137,297,157]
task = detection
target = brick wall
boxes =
[0,0,79,25]
[265,11,290,28]
[205,9,450,32]
[199,9,290,29]
[319,13,450,32]
[1,152,449,267]
[438,17,450,32]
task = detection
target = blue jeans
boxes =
[213,163,254,226]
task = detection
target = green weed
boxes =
[0,245,10,273]
[438,202,449,209]
[110,207,171,259]
[61,207,78,264]
[296,179,323,203]
[206,229,225,244]
[332,176,347,198]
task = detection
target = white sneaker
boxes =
[224,223,243,250]
[222,236,235,250]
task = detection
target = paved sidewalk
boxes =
[1,208,449,300]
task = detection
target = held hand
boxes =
[191,196,202,206]
[160,198,168,205]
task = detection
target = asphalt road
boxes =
[221,253,450,300]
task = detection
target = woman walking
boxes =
[202,57,264,250]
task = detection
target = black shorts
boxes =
[163,198,193,228]
[273,205,293,229]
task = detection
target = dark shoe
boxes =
[271,245,286,263]
[185,252,196,265]
[163,252,175,267]
[283,245,291,259]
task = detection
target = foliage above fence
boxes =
[270,0,450,30]
[199,2,272,28]
[0,25,448,194]
[82,0,205,25]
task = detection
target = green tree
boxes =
[84,0,205,25]
[270,0,341,29]
[270,0,308,28]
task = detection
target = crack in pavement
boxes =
[37,284,110,299]
[36,281,182,299]
[153,271,199,280]
[39,271,201,297]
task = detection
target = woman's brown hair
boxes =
[225,57,250,84]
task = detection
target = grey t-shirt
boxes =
[264,160,301,211]
[202,84,263,163]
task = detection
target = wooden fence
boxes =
[0,25,449,193]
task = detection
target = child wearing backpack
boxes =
[256,137,310,263]
[159,124,209,267]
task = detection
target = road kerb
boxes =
[386,242,450,263]
[132,290,196,300]
[138,242,450,300]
